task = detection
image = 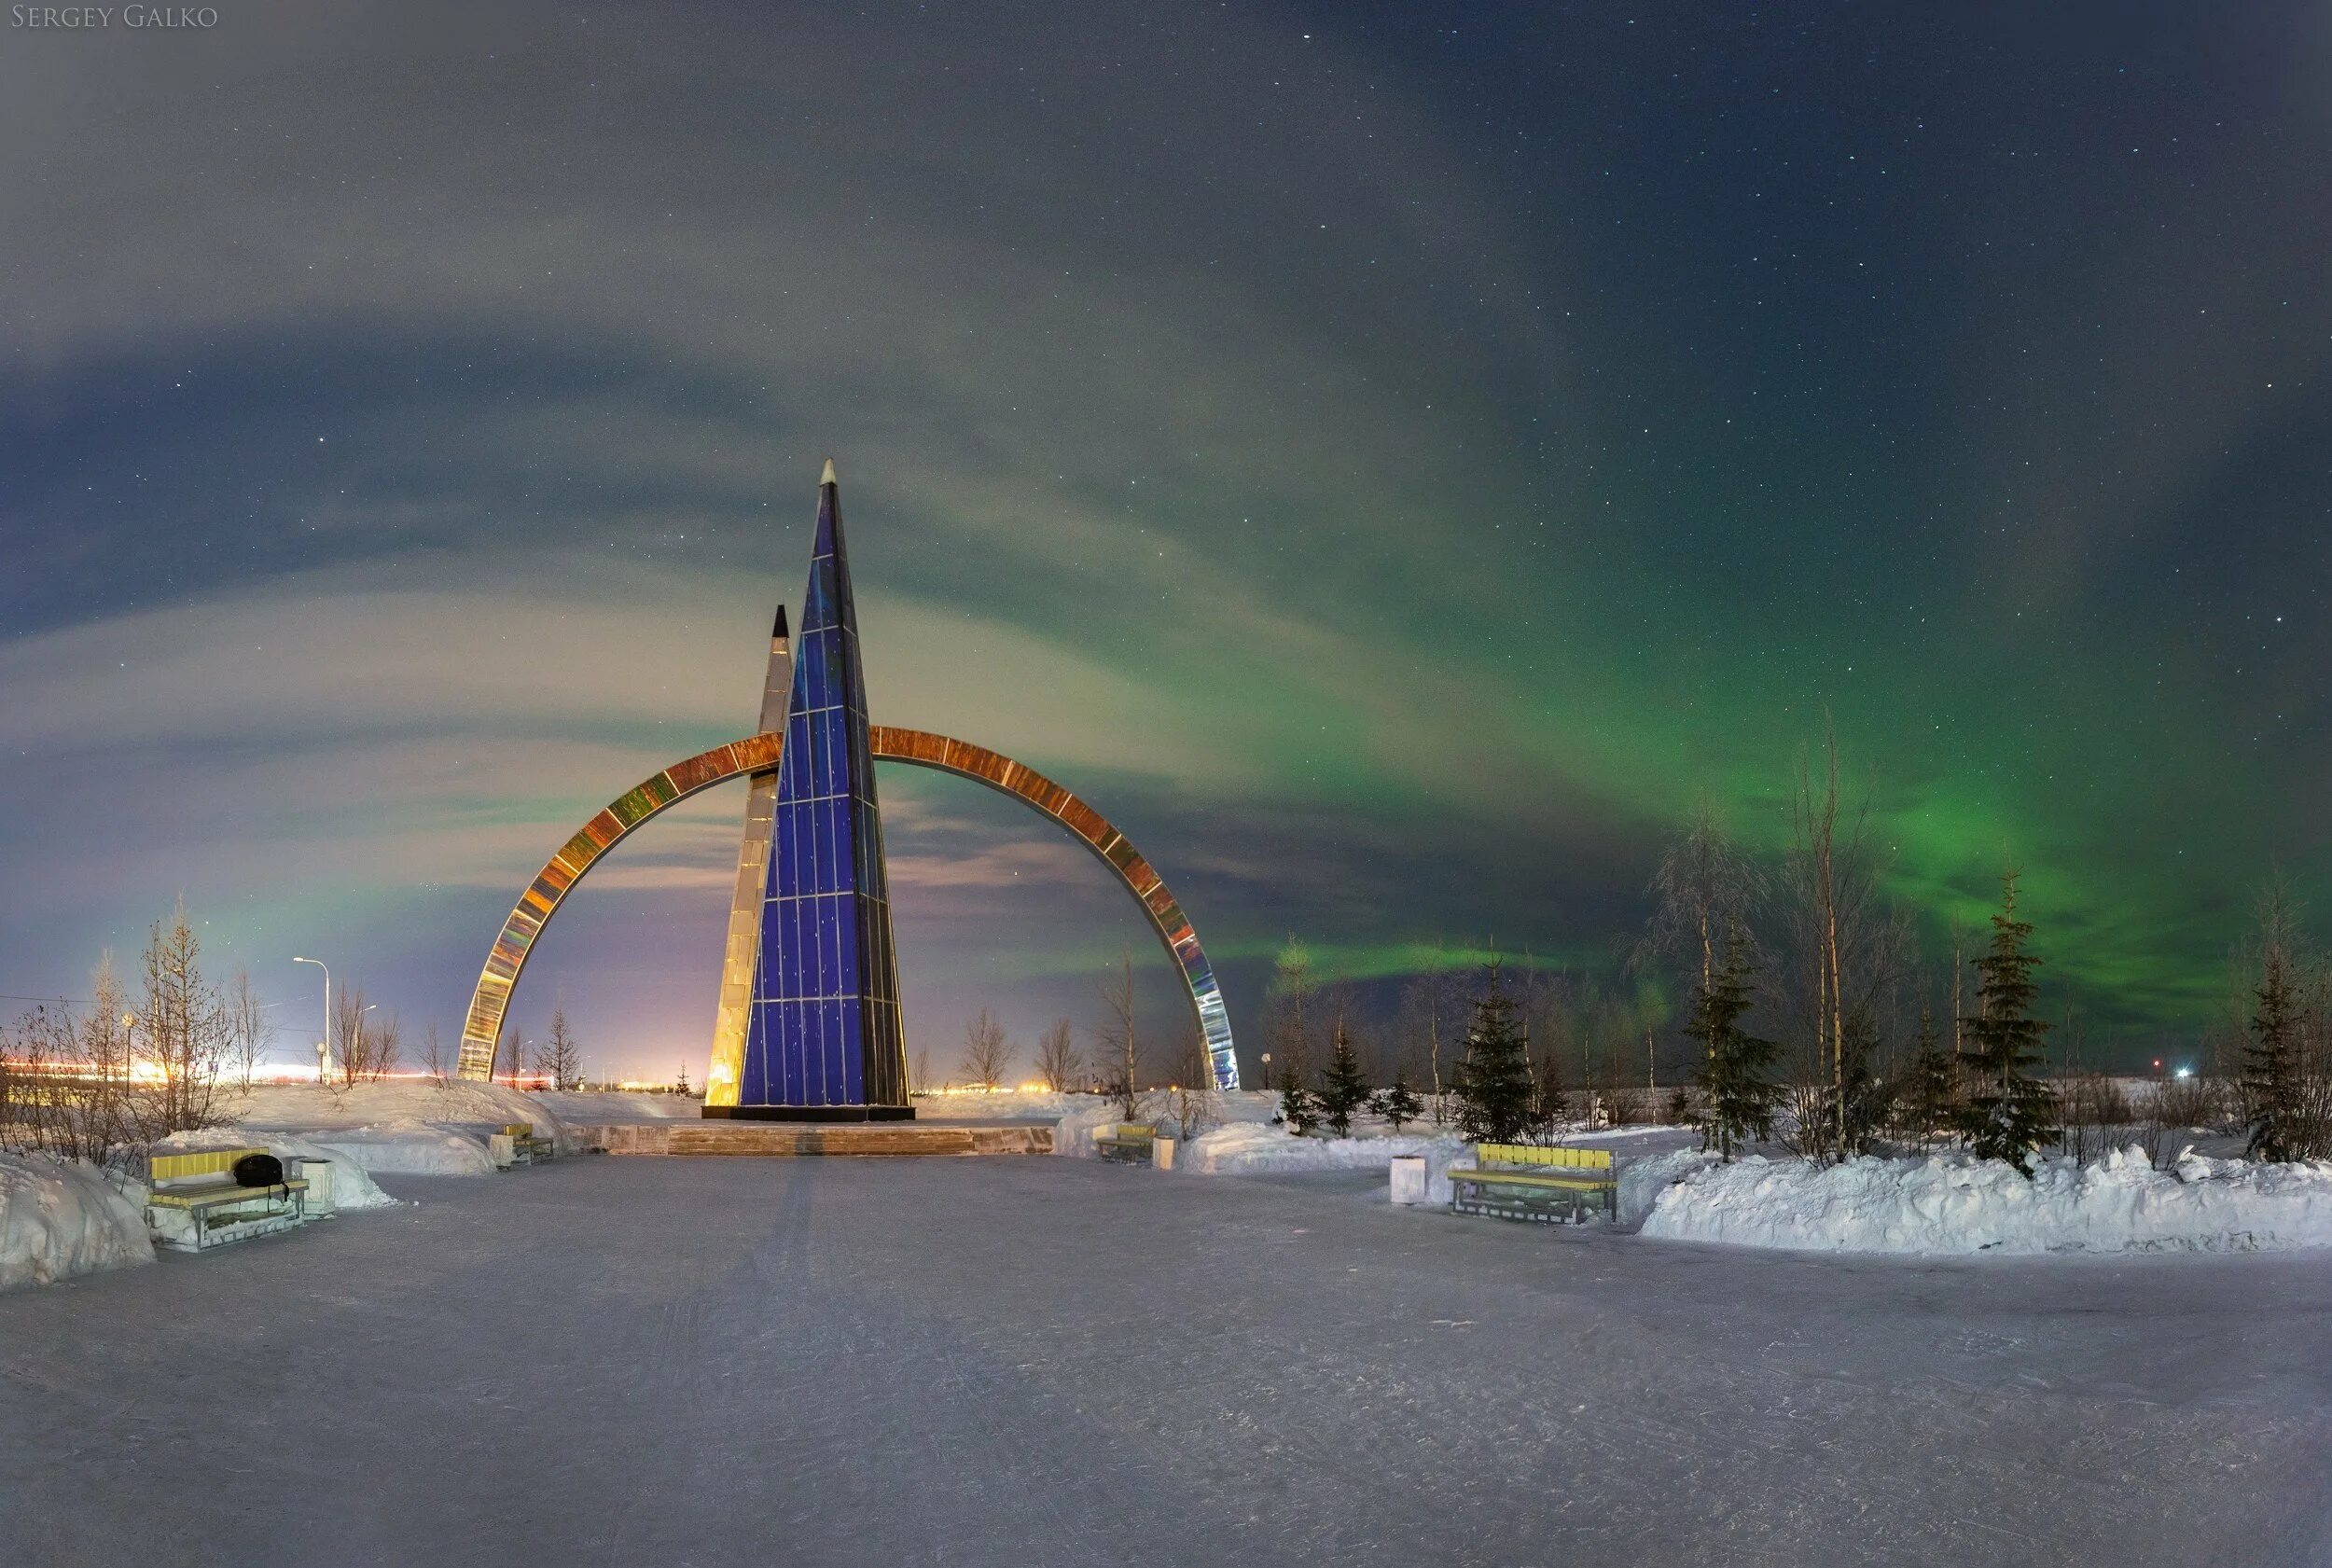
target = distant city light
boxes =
[2173,1066,2194,1080]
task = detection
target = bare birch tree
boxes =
[419,1020,451,1085]
[1781,719,1910,1162]
[1094,947,1145,1120]
[1033,1018,1082,1092]
[1263,937,1319,1090]
[541,1005,584,1090]
[1395,967,1469,1123]
[225,965,271,1089]
[138,901,229,1132]
[959,1008,1015,1090]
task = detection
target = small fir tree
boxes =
[2242,943,2300,1162]
[1374,1074,1423,1131]
[1315,1022,1372,1137]
[1278,1078,1319,1135]
[1898,1007,1959,1153]
[1451,963,1536,1144]
[1957,869,2057,1174]
[1687,923,1780,1159]
[1835,1010,1893,1159]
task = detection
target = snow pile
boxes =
[1051,1101,1131,1159]
[1618,1146,1722,1227]
[151,1127,398,1210]
[1052,1091,1294,1158]
[1180,1122,1473,1198]
[0,1153,153,1294]
[1639,1145,2332,1255]
[214,1079,580,1174]
[229,1080,579,1151]
[535,1089,701,1124]
[301,1117,504,1177]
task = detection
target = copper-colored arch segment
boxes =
[868,727,1240,1091]
[454,728,1240,1092]
[453,732,784,1080]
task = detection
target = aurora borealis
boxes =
[4,2,2327,1075]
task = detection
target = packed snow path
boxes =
[3,1160,2328,1566]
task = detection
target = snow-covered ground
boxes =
[4,1156,2325,1565]
[1638,1145,2332,1256]
[0,1152,151,1294]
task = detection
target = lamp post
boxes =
[292,955,331,1083]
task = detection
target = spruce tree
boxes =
[1687,923,1780,1159]
[2242,944,2299,1162]
[1315,1022,1373,1136]
[1958,870,2057,1174]
[1374,1074,1423,1131]
[1899,1006,1958,1153]
[1835,1010,1892,1159]
[1451,963,1536,1144]
[1278,1078,1319,1135]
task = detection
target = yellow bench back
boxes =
[1477,1143,1613,1172]
[151,1148,269,1185]
[501,1123,536,1137]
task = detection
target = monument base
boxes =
[701,1104,916,1122]
[580,1119,1050,1156]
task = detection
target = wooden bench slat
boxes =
[1450,1169,1613,1191]
[147,1178,309,1210]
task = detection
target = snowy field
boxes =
[3,1157,2327,1566]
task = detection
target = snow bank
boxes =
[1618,1146,1722,1227]
[215,1080,580,1175]
[0,1153,153,1294]
[1640,1145,2332,1255]
[1054,1099,1477,1201]
[1179,1122,1474,1198]
[302,1118,503,1177]
[535,1089,701,1124]
[151,1127,398,1210]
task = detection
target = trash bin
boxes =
[1154,1136,1177,1171]
[1388,1155,1428,1205]
[295,1156,337,1218]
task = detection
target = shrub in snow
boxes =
[1640,1145,2332,1255]
[1278,1080,1319,1135]
[0,1152,153,1294]
[1373,1076,1423,1131]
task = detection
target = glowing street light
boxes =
[292,955,332,1081]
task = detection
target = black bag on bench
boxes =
[232,1152,286,1188]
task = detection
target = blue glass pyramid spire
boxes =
[731,462,910,1118]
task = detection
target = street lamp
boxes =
[292,955,331,1082]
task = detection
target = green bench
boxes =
[1448,1143,1616,1225]
[146,1148,311,1252]
[1092,1122,1158,1164]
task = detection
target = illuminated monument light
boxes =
[453,461,1241,1109]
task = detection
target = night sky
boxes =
[5,2,2328,1075]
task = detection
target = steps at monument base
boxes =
[575,1122,1054,1157]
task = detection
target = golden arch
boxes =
[455,728,1240,1090]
